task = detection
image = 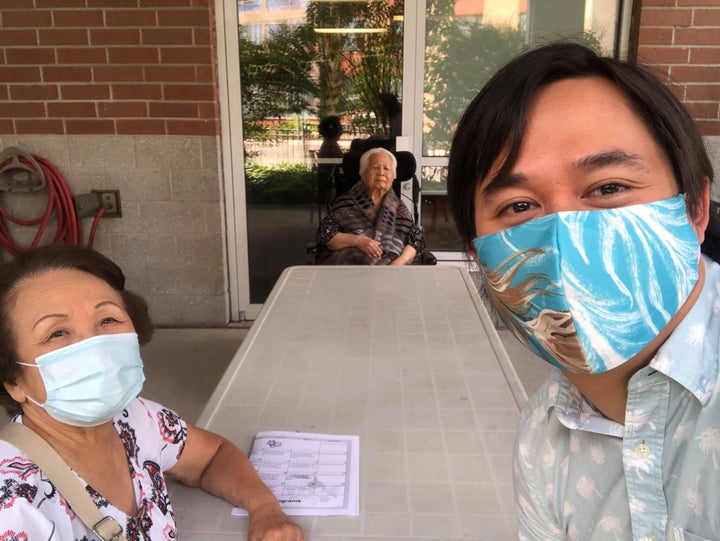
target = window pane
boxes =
[422,0,621,158]
[239,0,262,13]
[420,0,623,254]
[420,165,463,250]
[237,1,404,303]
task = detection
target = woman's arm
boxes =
[390,209,423,266]
[389,245,417,266]
[168,424,304,541]
[327,232,382,258]
[318,203,381,259]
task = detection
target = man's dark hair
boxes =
[447,42,714,248]
[0,244,153,415]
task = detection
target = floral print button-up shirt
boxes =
[515,256,720,541]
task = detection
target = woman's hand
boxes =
[355,235,383,259]
[248,502,304,541]
[390,247,416,266]
[169,426,305,540]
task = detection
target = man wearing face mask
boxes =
[447,43,718,541]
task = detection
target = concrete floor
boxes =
[140,327,250,423]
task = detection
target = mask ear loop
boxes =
[24,395,45,408]
[14,362,46,407]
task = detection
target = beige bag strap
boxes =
[0,422,128,541]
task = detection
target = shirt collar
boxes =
[549,255,720,433]
[649,255,720,405]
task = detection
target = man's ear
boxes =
[693,179,711,244]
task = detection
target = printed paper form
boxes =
[231,431,360,517]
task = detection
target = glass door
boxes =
[217,0,632,317]
[235,0,405,305]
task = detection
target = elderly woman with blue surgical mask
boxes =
[0,244,304,541]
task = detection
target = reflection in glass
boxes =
[420,165,463,251]
[239,0,263,13]
[237,1,405,302]
[232,1,626,300]
[422,0,620,158]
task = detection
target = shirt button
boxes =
[634,443,651,458]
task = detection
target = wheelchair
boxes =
[307,141,437,265]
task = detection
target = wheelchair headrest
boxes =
[349,137,394,153]
[394,151,416,183]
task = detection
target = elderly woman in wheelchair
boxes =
[316,147,425,265]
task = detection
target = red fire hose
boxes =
[0,151,105,258]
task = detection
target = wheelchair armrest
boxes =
[421,250,437,266]
[305,241,319,264]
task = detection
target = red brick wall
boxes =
[637,1,720,136]
[0,0,219,136]
[0,2,717,137]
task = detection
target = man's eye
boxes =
[500,201,533,215]
[592,183,626,196]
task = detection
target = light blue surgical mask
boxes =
[18,333,145,427]
[473,195,700,374]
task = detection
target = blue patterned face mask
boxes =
[18,333,145,426]
[473,195,700,374]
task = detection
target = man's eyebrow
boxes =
[480,150,647,199]
[572,150,647,172]
[480,172,528,199]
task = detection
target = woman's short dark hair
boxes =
[318,115,343,139]
[0,244,153,416]
[447,42,714,248]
